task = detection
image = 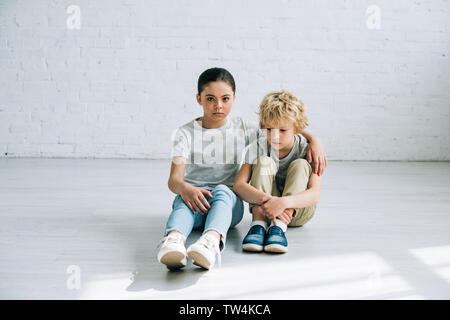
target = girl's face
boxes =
[264,119,297,152]
[196,81,235,123]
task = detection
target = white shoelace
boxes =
[157,233,185,249]
[198,234,221,266]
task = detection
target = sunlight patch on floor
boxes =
[79,251,418,299]
[409,244,450,284]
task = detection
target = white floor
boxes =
[0,158,449,300]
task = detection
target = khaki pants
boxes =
[249,156,316,227]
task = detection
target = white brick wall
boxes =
[0,0,449,160]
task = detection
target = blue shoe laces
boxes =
[267,225,284,236]
[248,225,266,235]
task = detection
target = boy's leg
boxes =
[282,159,317,227]
[249,155,280,222]
[242,156,280,252]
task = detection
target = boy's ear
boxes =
[196,93,201,105]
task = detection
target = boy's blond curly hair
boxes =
[258,90,308,133]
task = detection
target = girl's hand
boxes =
[261,196,287,220]
[306,138,327,176]
[180,184,212,214]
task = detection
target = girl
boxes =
[156,68,327,270]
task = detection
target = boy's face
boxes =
[196,81,235,123]
[264,119,297,151]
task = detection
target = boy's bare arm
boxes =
[262,173,322,220]
[233,163,271,205]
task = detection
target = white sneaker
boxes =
[157,232,187,270]
[187,233,221,270]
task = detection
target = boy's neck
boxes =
[197,116,227,129]
[274,135,296,159]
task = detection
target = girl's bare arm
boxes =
[299,129,327,176]
[168,156,212,214]
[167,157,189,195]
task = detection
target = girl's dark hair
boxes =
[197,67,236,95]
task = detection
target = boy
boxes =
[233,90,323,253]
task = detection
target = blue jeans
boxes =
[165,184,244,250]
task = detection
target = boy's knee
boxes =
[288,159,312,175]
[254,155,276,166]
[253,155,277,175]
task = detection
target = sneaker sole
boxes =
[242,243,264,252]
[264,244,288,253]
[159,251,187,270]
[187,250,212,270]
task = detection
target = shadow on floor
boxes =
[84,213,248,293]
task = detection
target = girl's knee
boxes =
[213,184,231,193]
[212,184,233,197]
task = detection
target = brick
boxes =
[0,0,448,160]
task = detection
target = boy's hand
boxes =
[261,196,287,220]
[306,138,327,176]
[180,184,212,214]
[251,205,265,218]
[276,208,294,225]
[258,194,272,205]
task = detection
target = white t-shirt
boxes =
[171,116,262,190]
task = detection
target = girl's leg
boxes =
[165,194,205,238]
[186,184,242,269]
[202,184,244,250]
[159,195,205,270]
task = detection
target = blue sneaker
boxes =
[242,225,266,252]
[264,226,288,253]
